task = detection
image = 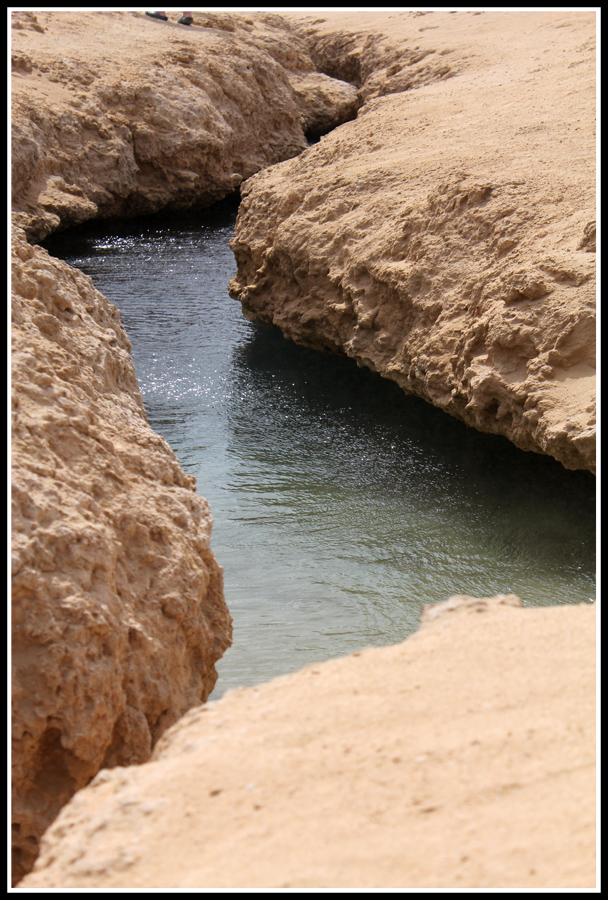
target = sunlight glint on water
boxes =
[42,205,596,698]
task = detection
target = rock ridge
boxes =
[229,10,596,472]
[11,10,358,242]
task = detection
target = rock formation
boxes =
[229,11,596,472]
[10,10,359,883]
[11,10,357,243]
[11,225,232,884]
[11,8,596,888]
[20,598,596,889]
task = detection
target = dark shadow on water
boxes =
[40,206,596,607]
[232,319,594,491]
[228,320,596,580]
[41,195,240,255]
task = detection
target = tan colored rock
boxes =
[230,10,596,472]
[20,599,595,889]
[11,226,231,884]
[10,10,356,242]
[10,8,597,889]
[288,71,358,139]
[298,11,459,104]
[10,10,360,882]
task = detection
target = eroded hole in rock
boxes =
[32,727,77,799]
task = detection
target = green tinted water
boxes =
[43,203,596,698]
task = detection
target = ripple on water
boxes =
[42,205,597,697]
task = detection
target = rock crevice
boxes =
[11,10,358,242]
[11,8,596,886]
[11,11,362,882]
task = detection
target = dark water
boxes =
[43,204,597,698]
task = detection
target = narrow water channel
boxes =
[43,202,596,699]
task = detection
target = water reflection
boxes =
[42,208,596,698]
[227,322,594,583]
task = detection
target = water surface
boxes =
[43,204,596,698]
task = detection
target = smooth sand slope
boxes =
[22,598,596,889]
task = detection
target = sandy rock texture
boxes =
[11,226,231,884]
[11,8,597,890]
[11,9,357,242]
[10,9,360,883]
[20,598,596,890]
[230,10,596,472]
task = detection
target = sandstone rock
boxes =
[11,226,232,884]
[287,71,358,139]
[11,8,597,888]
[20,600,595,889]
[295,12,458,104]
[10,10,364,882]
[229,11,596,472]
[10,10,358,242]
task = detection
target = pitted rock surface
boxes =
[11,8,596,888]
[10,11,360,883]
[11,10,357,242]
[11,227,232,883]
[230,11,596,472]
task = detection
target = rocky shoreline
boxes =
[11,10,360,882]
[11,9,596,888]
[11,223,232,883]
[230,11,596,473]
[20,596,596,889]
[11,10,356,242]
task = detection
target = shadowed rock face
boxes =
[11,227,232,884]
[229,11,596,472]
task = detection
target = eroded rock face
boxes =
[288,71,358,139]
[11,226,232,884]
[230,11,596,472]
[10,7,596,886]
[10,10,363,883]
[11,10,357,242]
[19,598,596,889]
